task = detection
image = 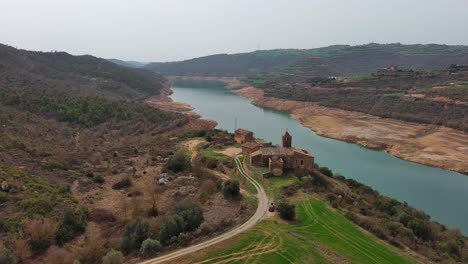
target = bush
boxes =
[398,213,412,227]
[277,202,296,221]
[408,220,432,241]
[319,166,333,177]
[112,178,132,190]
[79,234,106,264]
[44,246,75,264]
[40,159,70,170]
[0,250,16,264]
[173,203,204,232]
[102,249,124,264]
[157,203,205,245]
[140,239,161,257]
[159,215,186,244]
[24,219,57,254]
[121,219,149,254]
[166,149,191,173]
[55,207,88,246]
[89,208,116,223]
[223,180,240,199]
[93,175,105,184]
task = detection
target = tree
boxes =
[166,149,191,173]
[223,180,240,199]
[277,202,296,221]
[121,219,150,254]
[173,203,204,232]
[140,239,161,257]
[158,203,204,245]
[408,220,432,241]
[158,215,186,244]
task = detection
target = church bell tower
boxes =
[282,131,292,148]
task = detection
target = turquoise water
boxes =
[170,81,468,234]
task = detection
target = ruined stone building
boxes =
[249,131,314,176]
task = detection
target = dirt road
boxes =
[140,156,268,264]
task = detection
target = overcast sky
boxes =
[1,0,468,62]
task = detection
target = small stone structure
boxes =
[234,129,254,144]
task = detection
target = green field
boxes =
[194,199,416,264]
[201,147,231,161]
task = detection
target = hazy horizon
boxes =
[2,0,468,62]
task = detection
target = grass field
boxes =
[201,147,230,161]
[192,199,416,264]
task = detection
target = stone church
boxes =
[246,131,314,176]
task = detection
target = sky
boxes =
[1,0,468,62]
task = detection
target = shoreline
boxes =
[145,83,218,133]
[167,76,468,174]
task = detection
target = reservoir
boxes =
[170,80,468,234]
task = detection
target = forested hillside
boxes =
[144,46,348,76]
[145,43,468,77]
[0,44,164,99]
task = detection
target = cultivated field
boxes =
[187,199,416,264]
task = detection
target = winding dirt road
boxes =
[140,156,269,264]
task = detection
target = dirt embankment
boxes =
[145,84,217,132]
[233,85,468,173]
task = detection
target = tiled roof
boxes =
[261,147,294,156]
[235,128,253,136]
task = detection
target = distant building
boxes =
[234,129,254,144]
[250,131,314,177]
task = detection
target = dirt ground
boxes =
[215,147,242,157]
[146,86,217,133]
[233,85,468,173]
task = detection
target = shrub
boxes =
[165,149,191,173]
[140,239,161,257]
[102,249,124,264]
[173,203,204,232]
[158,203,204,245]
[45,246,75,264]
[93,175,105,184]
[40,159,70,170]
[55,207,88,246]
[79,234,106,264]
[121,219,150,254]
[445,239,461,258]
[398,213,412,227]
[319,166,333,177]
[223,180,240,199]
[301,175,314,188]
[0,250,16,264]
[24,219,57,254]
[159,215,186,244]
[277,202,296,221]
[89,208,116,223]
[20,193,56,217]
[408,220,432,241]
[112,178,132,190]
[196,130,207,137]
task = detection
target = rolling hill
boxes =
[144,43,468,77]
[107,58,147,68]
[0,44,165,100]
